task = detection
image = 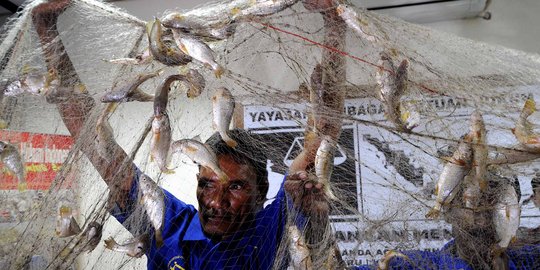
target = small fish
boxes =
[81,221,103,253]
[462,171,480,210]
[512,98,540,152]
[0,141,26,191]
[232,0,299,20]
[336,4,378,43]
[493,182,520,250]
[4,73,59,96]
[151,74,186,173]
[101,70,161,103]
[55,205,81,237]
[287,225,312,270]
[96,103,118,162]
[212,87,237,148]
[377,250,409,270]
[147,18,192,66]
[104,233,150,258]
[426,135,473,219]
[376,51,414,132]
[161,13,235,41]
[171,139,229,182]
[171,29,224,78]
[314,137,337,200]
[139,174,165,248]
[106,48,153,65]
[186,69,206,98]
[471,110,488,190]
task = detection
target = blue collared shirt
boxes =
[111,170,287,270]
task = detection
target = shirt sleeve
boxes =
[109,167,196,237]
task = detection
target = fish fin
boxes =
[155,230,164,248]
[162,168,175,175]
[17,182,27,192]
[523,98,536,114]
[526,137,540,144]
[104,237,117,250]
[225,139,238,148]
[59,206,72,217]
[191,135,202,142]
[70,217,82,234]
[425,208,440,219]
[479,179,488,191]
[230,7,241,16]
[510,236,517,244]
[511,128,516,135]
[441,156,454,163]
[453,158,467,166]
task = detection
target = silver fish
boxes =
[426,136,473,218]
[96,103,118,162]
[512,98,540,152]
[81,221,103,253]
[148,18,192,66]
[186,69,206,98]
[172,29,224,78]
[55,205,81,237]
[171,139,229,182]
[101,70,161,103]
[493,182,520,250]
[139,174,165,248]
[4,73,59,96]
[233,0,299,20]
[0,141,26,191]
[471,110,488,191]
[287,225,312,270]
[336,4,378,43]
[161,13,235,41]
[106,48,153,65]
[212,87,237,148]
[314,137,337,200]
[104,233,150,258]
[151,74,186,174]
[376,51,413,132]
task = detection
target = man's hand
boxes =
[284,171,330,216]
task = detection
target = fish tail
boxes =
[155,230,164,248]
[523,98,536,116]
[214,65,225,79]
[104,237,117,250]
[425,207,440,219]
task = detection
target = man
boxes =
[112,130,307,269]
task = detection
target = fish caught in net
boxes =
[0,0,539,269]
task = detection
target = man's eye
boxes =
[229,183,244,190]
[198,180,214,189]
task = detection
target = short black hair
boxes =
[205,129,269,200]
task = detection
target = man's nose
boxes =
[208,189,228,209]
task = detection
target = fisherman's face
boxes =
[197,154,260,238]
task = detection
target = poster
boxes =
[243,86,540,266]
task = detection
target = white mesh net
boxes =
[0,0,539,269]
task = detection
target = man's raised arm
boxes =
[31,0,134,208]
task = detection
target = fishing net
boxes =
[0,0,539,269]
